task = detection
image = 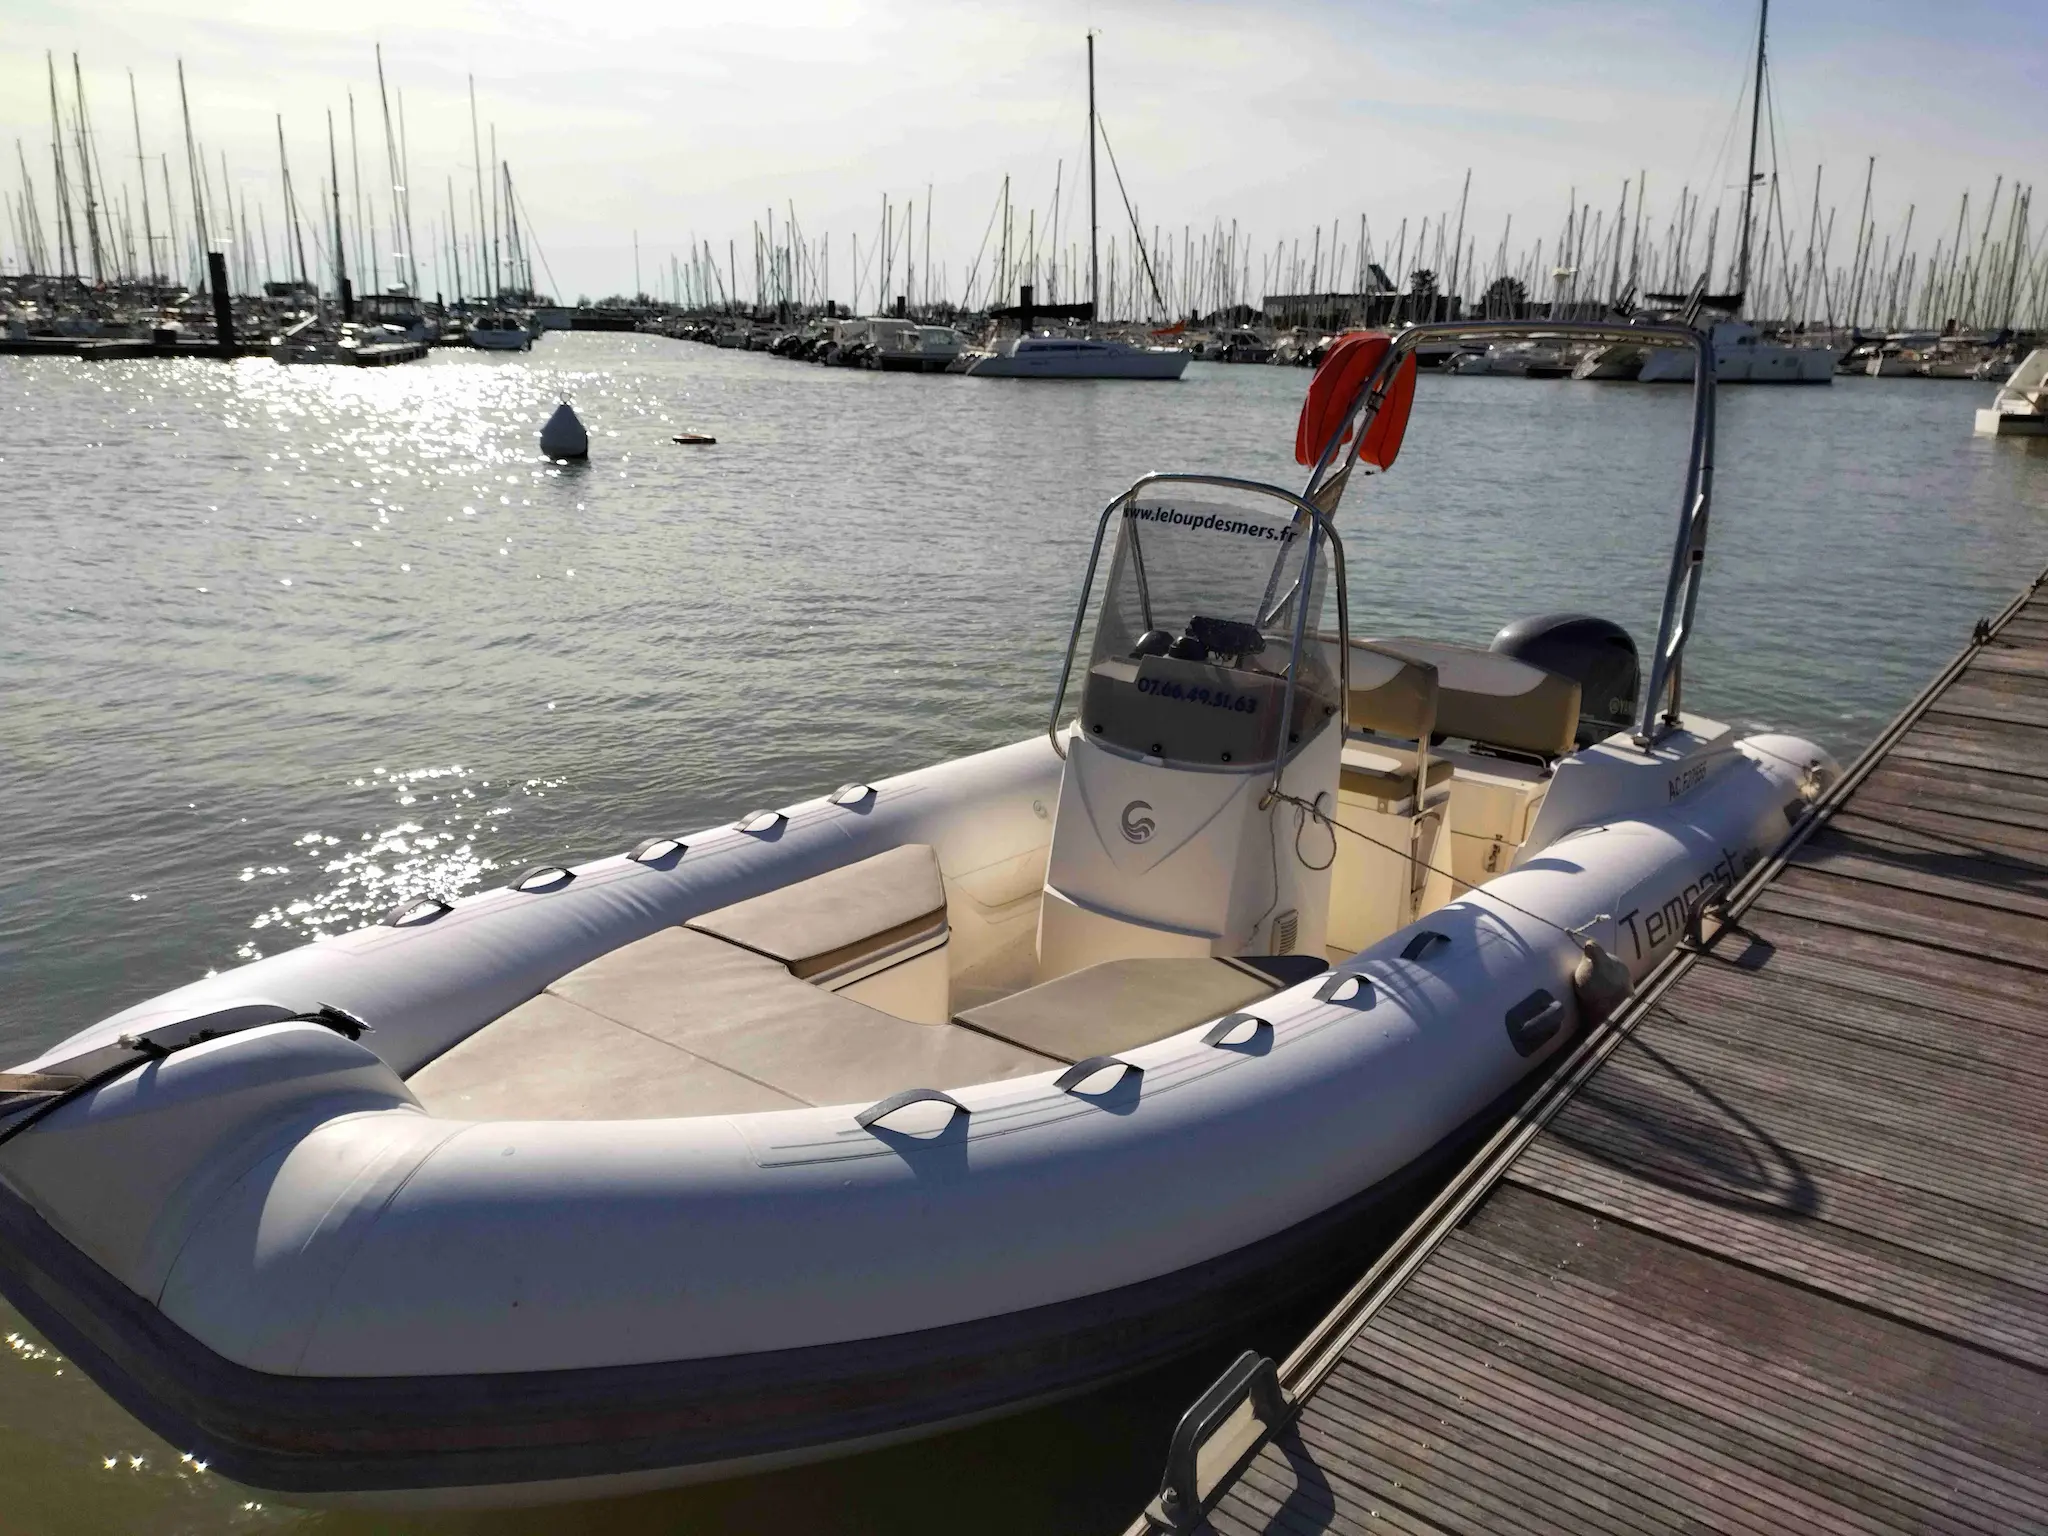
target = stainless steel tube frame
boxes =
[1298,319,1715,750]
[1046,473,1351,805]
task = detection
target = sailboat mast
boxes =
[348,93,368,294]
[1087,31,1099,314]
[445,176,462,304]
[50,54,80,283]
[17,141,49,274]
[326,108,350,314]
[1734,0,1767,308]
[398,89,419,296]
[72,55,105,283]
[505,162,522,295]
[278,115,308,292]
[177,59,207,286]
[129,72,156,286]
[489,124,501,300]
[374,59,397,292]
[468,77,487,309]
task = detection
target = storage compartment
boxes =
[1327,740,1456,955]
[1437,750,1551,890]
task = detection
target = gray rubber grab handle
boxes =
[855,1087,969,1131]
[626,835,689,864]
[1054,1055,1141,1093]
[383,894,452,927]
[1203,1013,1273,1047]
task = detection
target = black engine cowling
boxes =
[1490,613,1640,747]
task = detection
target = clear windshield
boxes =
[1077,488,1341,769]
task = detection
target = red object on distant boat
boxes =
[1293,330,1416,471]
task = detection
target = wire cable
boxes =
[1264,788,1596,944]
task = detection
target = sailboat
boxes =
[1632,0,1834,386]
[963,36,1190,382]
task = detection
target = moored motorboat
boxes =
[962,330,1190,380]
[1449,340,1571,378]
[1974,346,2048,436]
[1572,342,1646,380]
[0,320,1830,1509]
[467,312,533,351]
[1637,317,1835,383]
[270,319,367,366]
[867,318,966,372]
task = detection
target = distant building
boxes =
[1263,292,1394,329]
[1262,268,1459,329]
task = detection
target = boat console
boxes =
[1039,478,1348,977]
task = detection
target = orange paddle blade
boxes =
[1293,331,1417,471]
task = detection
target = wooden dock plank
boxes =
[1851,759,2048,834]
[1749,867,2048,970]
[1175,575,2048,1536]
[1717,925,2048,1032]
[1829,803,2048,864]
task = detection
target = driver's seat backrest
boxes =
[1346,639,1438,742]
[1366,638,1581,759]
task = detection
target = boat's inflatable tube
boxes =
[0,730,1826,1505]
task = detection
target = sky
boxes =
[3,0,2044,306]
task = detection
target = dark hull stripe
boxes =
[0,1076,1538,1496]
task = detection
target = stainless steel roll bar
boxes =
[1046,472,1350,806]
[1302,319,1716,748]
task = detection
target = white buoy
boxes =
[540,401,589,460]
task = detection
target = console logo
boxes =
[1120,800,1156,844]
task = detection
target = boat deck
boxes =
[1136,570,2048,1536]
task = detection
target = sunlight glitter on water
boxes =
[230,765,565,960]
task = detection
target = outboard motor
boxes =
[1039,480,1347,981]
[1490,613,1640,747]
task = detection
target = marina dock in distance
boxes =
[1134,567,2048,1536]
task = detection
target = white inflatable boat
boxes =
[0,321,1833,1508]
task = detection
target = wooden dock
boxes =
[0,335,431,364]
[0,335,269,360]
[1132,570,2048,1536]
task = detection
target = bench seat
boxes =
[952,957,1281,1063]
[409,928,1057,1121]
[1340,741,1454,804]
[686,844,946,983]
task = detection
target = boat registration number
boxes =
[1136,677,1259,713]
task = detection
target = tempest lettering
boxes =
[1614,846,1758,961]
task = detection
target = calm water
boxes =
[1,336,2044,1533]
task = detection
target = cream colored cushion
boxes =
[1345,641,1438,741]
[1366,637,1581,758]
[553,928,1054,1107]
[953,958,1278,1063]
[407,992,805,1120]
[687,844,946,981]
[1340,743,1454,803]
[409,927,1057,1120]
